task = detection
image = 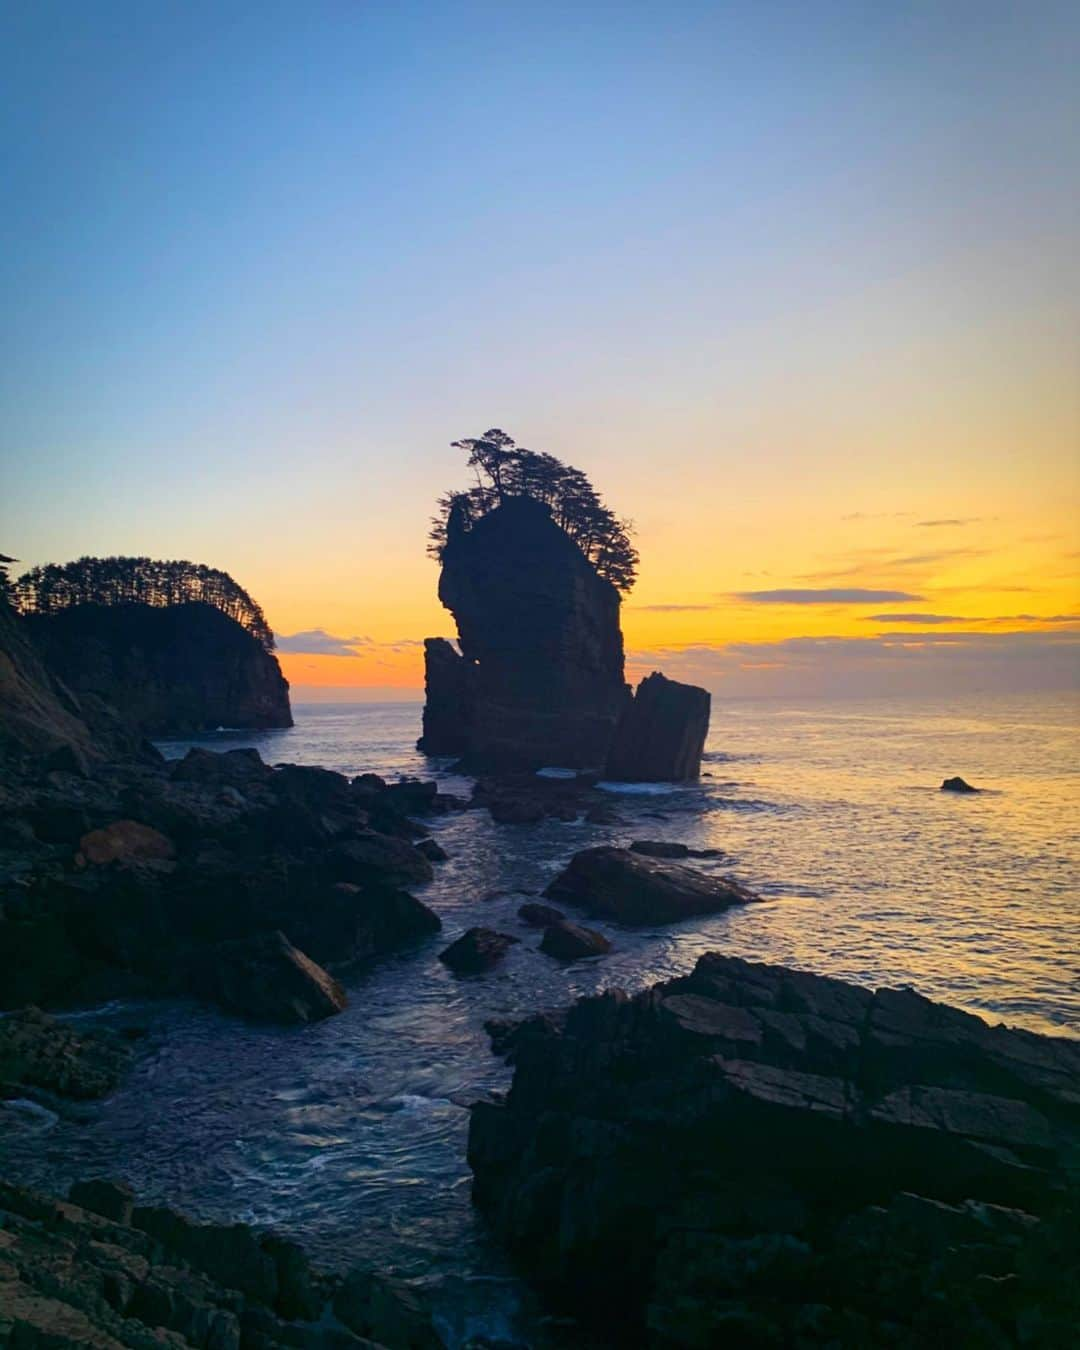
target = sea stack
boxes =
[419,495,710,776]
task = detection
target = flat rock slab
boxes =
[545,845,760,924]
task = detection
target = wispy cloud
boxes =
[916,517,982,528]
[734,588,924,604]
[864,612,965,624]
[275,628,373,656]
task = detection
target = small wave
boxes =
[0,1098,59,1129]
[597,780,676,796]
[385,1094,456,1113]
[535,766,578,779]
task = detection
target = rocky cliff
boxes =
[419,496,711,775]
[419,496,630,769]
[0,592,134,769]
[25,601,292,736]
[469,954,1080,1346]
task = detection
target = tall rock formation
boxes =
[605,670,711,781]
[419,496,710,776]
[25,601,292,737]
[419,497,628,769]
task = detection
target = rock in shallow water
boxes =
[438,926,519,975]
[0,1006,131,1102]
[545,845,760,924]
[539,919,612,961]
[942,775,980,793]
[467,954,1080,1346]
[518,901,567,928]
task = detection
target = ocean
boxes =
[2,692,1077,1345]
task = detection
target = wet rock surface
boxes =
[191,930,348,1025]
[468,954,1080,1346]
[0,1007,132,1105]
[942,775,980,793]
[538,920,612,961]
[0,1177,441,1348]
[545,846,761,925]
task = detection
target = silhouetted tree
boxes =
[13,557,275,650]
[0,554,16,604]
[429,430,639,592]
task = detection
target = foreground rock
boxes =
[0,744,448,1019]
[539,919,612,961]
[0,1177,439,1347]
[439,927,519,975]
[192,930,347,1024]
[942,775,980,793]
[0,1006,131,1103]
[605,671,711,782]
[545,846,760,924]
[629,840,724,860]
[468,955,1080,1346]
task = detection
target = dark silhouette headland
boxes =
[419,429,711,778]
[13,556,291,734]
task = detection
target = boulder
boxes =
[605,670,710,781]
[192,930,346,1025]
[942,776,980,793]
[438,927,519,975]
[330,834,434,888]
[77,818,176,865]
[415,837,448,863]
[518,902,567,928]
[539,919,612,961]
[545,845,760,924]
[467,955,1080,1345]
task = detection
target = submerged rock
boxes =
[467,954,1080,1346]
[518,902,567,928]
[439,927,519,975]
[629,839,692,859]
[192,930,347,1025]
[539,919,612,961]
[605,670,710,782]
[545,845,760,924]
[942,775,980,793]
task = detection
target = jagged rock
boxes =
[330,834,434,887]
[0,1179,398,1347]
[69,1178,136,1224]
[191,931,347,1024]
[438,927,519,975]
[545,845,760,924]
[0,1006,131,1101]
[171,746,271,787]
[419,497,629,770]
[605,670,710,781]
[26,600,292,735]
[518,902,567,928]
[467,955,1080,1346]
[539,919,612,960]
[77,819,176,866]
[942,776,980,793]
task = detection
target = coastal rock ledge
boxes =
[468,954,1080,1347]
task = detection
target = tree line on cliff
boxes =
[428,429,639,592]
[12,556,276,651]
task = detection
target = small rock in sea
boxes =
[415,837,449,862]
[941,776,979,793]
[192,930,347,1025]
[518,901,567,928]
[540,920,612,961]
[438,927,519,975]
[630,839,691,859]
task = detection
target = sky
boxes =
[2,1,1077,700]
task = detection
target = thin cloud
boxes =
[275,629,373,656]
[864,613,965,624]
[916,517,982,528]
[734,588,924,604]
